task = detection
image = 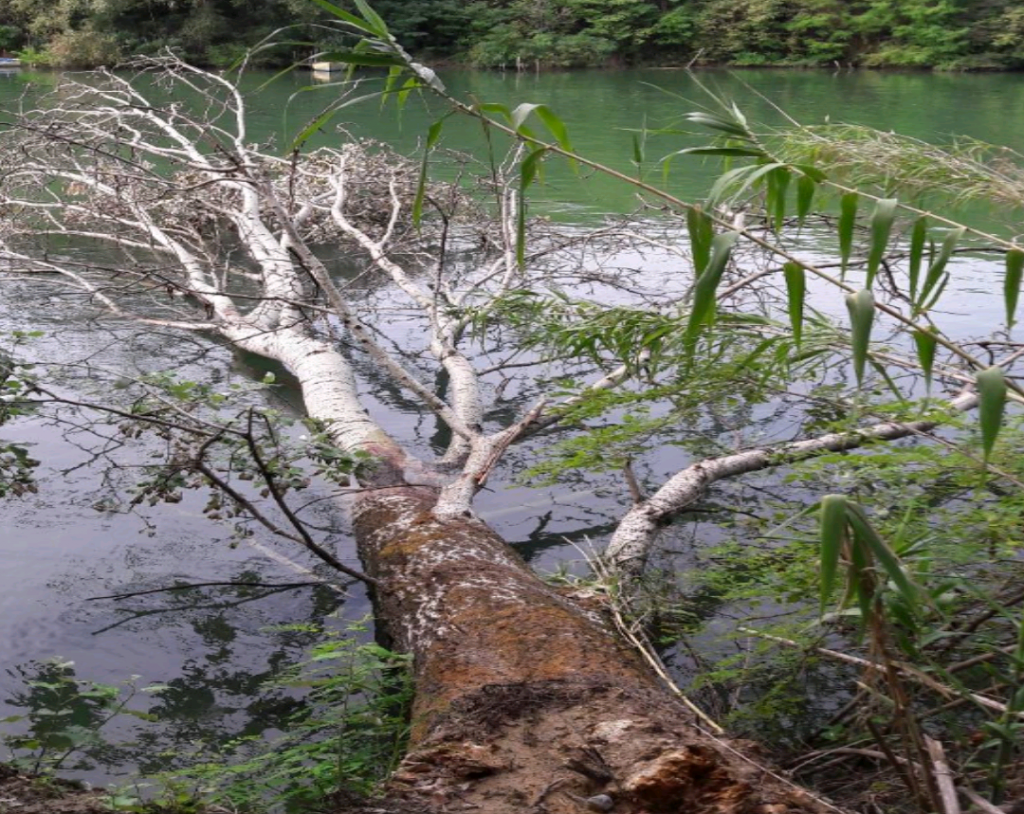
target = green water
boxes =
[255,67,1024,218]
[6,65,1024,215]
[1,65,1023,786]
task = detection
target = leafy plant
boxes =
[156,620,412,811]
[2,659,164,776]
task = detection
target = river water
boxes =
[0,65,1021,785]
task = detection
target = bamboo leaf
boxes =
[632,133,645,166]
[382,64,402,108]
[667,146,766,158]
[534,105,574,154]
[846,504,920,612]
[511,102,542,132]
[976,366,1007,462]
[793,164,827,183]
[913,328,937,392]
[520,146,546,189]
[918,226,964,311]
[707,164,761,206]
[796,174,816,226]
[908,217,927,302]
[308,0,378,33]
[352,0,389,35]
[412,116,447,227]
[770,167,790,232]
[846,527,875,624]
[478,102,512,124]
[711,162,785,206]
[396,75,419,111]
[684,231,739,346]
[783,262,805,347]
[516,148,548,268]
[684,111,752,140]
[289,91,384,150]
[1005,248,1024,328]
[868,357,907,405]
[314,51,404,67]
[686,207,714,276]
[866,198,898,289]
[839,193,858,277]
[845,288,875,387]
[819,495,848,613]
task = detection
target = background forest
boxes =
[2,0,1024,71]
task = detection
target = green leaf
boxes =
[846,504,920,611]
[479,102,512,121]
[913,329,938,392]
[908,217,927,302]
[819,495,848,613]
[1005,249,1024,328]
[308,0,378,34]
[706,164,761,206]
[796,174,816,226]
[632,133,645,166]
[668,146,766,158]
[684,231,739,346]
[288,90,384,151]
[412,116,447,227]
[520,146,546,190]
[838,193,858,277]
[382,64,402,109]
[866,198,897,289]
[783,262,805,347]
[511,102,543,132]
[845,288,875,387]
[684,111,752,140]
[792,164,827,183]
[314,51,404,67]
[868,357,907,405]
[769,166,790,232]
[352,0,389,35]
[396,75,420,112]
[686,207,714,276]
[534,105,574,154]
[710,162,785,206]
[917,226,964,312]
[517,148,548,268]
[976,366,1007,462]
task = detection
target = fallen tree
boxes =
[2,33,1022,812]
[0,58,843,813]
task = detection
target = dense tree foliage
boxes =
[2,0,1024,70]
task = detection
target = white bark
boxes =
[607,391,980,574]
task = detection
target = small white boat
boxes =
[0,58,21,68]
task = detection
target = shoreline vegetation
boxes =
[2,0,1024,72]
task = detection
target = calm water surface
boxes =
[0,65,1021,783]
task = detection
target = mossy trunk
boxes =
[352,486,833,814]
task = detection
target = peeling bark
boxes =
[351,487,835,814]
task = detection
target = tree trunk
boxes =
[351,486,834,814]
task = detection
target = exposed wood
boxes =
[925,737,962,814]
[353,486,838,813]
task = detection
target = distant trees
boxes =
[2,0,1024,69]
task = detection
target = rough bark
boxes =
[351,486,835,814]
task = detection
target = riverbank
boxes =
[0,764,158,814]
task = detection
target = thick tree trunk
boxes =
[351,486,834,814]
